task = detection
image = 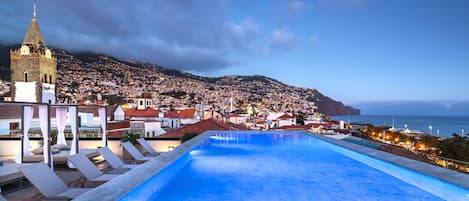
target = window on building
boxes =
[24,72,28,82]
[49,75,53,84]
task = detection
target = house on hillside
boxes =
[179,108,199,125]
[121,95,166,137]
[228,113,248,125]
[203,110,225,122]
[162,110,181,129]
[277,113,296,127]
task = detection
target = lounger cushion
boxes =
[31,147,43,155]
[137,138,159,155]
[98,147,125,169]
[51,144,68,150]
[67,154,103,180]
[18,163,68,197]
[121,142,145,160]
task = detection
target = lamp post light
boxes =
[462,129,465,137]
[429,125,433,136]
[436,129,440,138]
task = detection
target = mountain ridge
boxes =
[0,44,360,116]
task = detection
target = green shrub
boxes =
[181,132,198,143]
[121,133,141,145]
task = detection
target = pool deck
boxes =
[74,131,213,201]
[74,131,469,201]
[311,133,469,189]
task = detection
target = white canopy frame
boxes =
[1,101,109,166]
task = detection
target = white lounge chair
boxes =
[98,147,139,170]
[67,153,121,181]
[18,163,92,200]
[0,194,6,201]
[137,138,160,156]
[121,142,154,161]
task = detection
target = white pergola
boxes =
[0,101,108,167]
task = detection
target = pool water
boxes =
[120,132,469,201]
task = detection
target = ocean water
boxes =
[120,132,469,201]
[333,115,469,137]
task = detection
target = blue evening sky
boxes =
[1,0,468,105]
[210,0,469,104]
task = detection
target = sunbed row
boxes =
[14,138,161,200]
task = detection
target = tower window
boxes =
[49,75,52,84]
[44,74,47,83]
[24,72,28,82]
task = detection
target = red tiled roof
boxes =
[164,111,179,118]
[142,93,152,99]
[178,108,197,119]
[158,119,249,139]
[124,108,159,119]
[107,121,130,130]
[278,113,294,119]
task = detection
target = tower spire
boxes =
[33,4,37,18]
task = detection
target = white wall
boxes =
[279,119,295,127]
[181,118,198,125]
[143,122,166,137]
[114,106,125,121]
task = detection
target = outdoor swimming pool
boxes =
[118,132,469,201]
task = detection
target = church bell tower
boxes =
[10,4,57,104]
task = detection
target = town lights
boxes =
[419,144,426,150]
[394,138,400,143]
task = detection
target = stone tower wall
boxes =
[10,49,57,102]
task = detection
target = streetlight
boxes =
[429,125,432,136]
[462,128,465,137]
[436,129,440,137]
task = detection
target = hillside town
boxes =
[0,45,356,137]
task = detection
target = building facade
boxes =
[10,10,57,104]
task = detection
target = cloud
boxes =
[0,0,243,72]
[226,18,260,49]
[289,1,305,13]
[270,28,296,49]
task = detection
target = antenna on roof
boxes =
[33,3,37,18]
